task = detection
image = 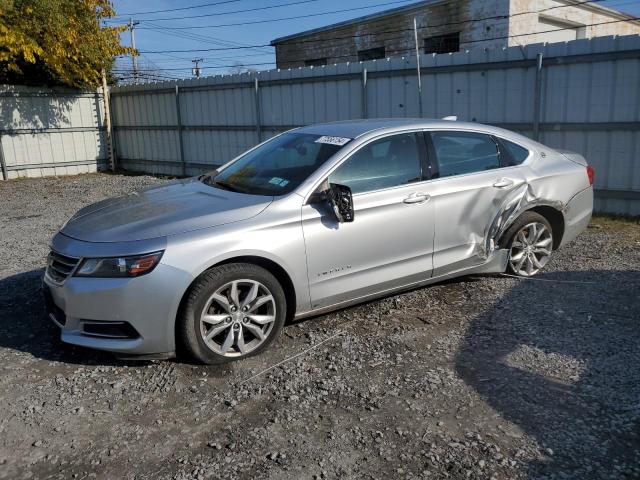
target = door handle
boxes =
[493,178,515,188]
[403,193,430,204]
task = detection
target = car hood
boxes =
[61,178,273,243]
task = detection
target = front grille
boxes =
[46,250,80,283]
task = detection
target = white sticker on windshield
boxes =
[315,136,351,146]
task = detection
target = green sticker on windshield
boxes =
[269,177,290,187]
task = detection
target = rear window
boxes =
[430,131,500,177]
[501,139,530,166]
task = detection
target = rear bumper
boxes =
[559,186,593,248]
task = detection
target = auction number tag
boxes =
[315,136,351,146]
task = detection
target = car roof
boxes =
[296,118,491,138]
[293,118,542,149]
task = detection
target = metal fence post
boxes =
[413,17,423,118]
[0,134,7,181]
[175,85,186,177]
[533,53,544,141]
[254,78,262,143]
[362,68,368,119]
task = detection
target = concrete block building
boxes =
[271,0,640,68]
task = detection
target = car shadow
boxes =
[0,269,150,366]
[455,269,640,479]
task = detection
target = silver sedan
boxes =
[43,119,594,363]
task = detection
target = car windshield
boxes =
[201,133,350,196]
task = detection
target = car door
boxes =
[424,130,528,276]
[301,132,435,310]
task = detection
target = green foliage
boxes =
[0,0,132,88]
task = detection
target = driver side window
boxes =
[329,133,422,194]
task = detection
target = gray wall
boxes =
[273,0,500,69]
[110,34,640,216]
[0,85,107,179]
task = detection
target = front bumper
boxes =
[43,234,192,357]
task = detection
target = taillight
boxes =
[586,165,595,186]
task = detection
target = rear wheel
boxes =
[501,212,553,277]
[179,263,286,364]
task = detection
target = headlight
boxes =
[75,251,163,278]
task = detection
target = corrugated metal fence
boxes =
[1,35,639,215]
[110,34,640,216]
[0,85,107,179]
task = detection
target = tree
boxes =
[0,0,132,88]
[228,61,258,75]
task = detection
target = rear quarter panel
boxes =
[527,150,591,205]
[527,150,592,246]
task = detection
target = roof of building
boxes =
[270,0,639,45]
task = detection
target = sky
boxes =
[108,0,640,81]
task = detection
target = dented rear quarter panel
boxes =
[486,148,592,253]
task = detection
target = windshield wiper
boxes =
[198,169,220,184]
[198,174,242,192]
[211,179,246,193]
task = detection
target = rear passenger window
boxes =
[330,133,422,194]
[430,132,500,178]
[501,139,530,165]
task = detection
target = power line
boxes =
[113,0,245,17]
[143,22,272,55]
[144,52,272,63]
[136,0,612,53]
[127,0,420,29]
[131,0,617,30]
[107,0,323,23]
[113,16,640,73]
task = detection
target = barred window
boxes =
[424,32,460,54]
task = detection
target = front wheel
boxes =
[179,263,286,364]
[501,212,553,277]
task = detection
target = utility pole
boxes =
[192,58,204,78]
[128,18,140,83]
[413,17,423,118]
[101,70,115,171]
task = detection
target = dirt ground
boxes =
[0,174,638,480]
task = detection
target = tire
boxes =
[179,263,286,364]
[500,211,554,277]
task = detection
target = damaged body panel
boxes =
[44,119,593,361]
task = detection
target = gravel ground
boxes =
[0,173,639,480]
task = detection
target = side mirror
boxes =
[327,183,354,223]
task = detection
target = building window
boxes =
[357,47,386,61]
[424,32,460,54]
[305,58,327,66]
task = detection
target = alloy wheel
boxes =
[508,222,553,276]
[199,279,276,357]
